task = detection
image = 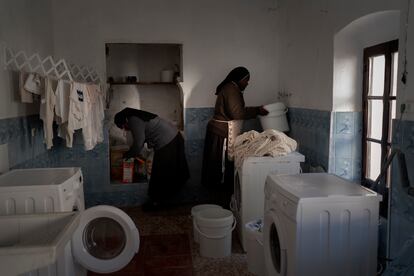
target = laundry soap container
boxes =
[191,204,223,243]
[259,102,289,132]
[245,219,265,276]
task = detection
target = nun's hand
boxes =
[258,106,269,116]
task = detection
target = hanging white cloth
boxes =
[24,73,42,95]
[82,84,105,150]
[39,77,56,149]
[67,82,90,148]
[233,129,298,168]
[18,72,34,103]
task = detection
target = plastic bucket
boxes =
[191,204,223,243]
[245,219,265,276]
[263,102,286,113]
[194,208,236,258]
[259,108,289,132]
[160,70,174,82]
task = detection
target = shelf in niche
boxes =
[110,180,147,185]
[108,81,177,85]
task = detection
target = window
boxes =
[362,40,398,217]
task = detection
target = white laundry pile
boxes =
[233,129,298,168]
[18,72,105,151]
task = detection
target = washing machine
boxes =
[0,167,139,275]
[263,173,382,276]
[230,151,304,251]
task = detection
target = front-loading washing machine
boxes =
[0,167,139,275]
[230,151,304,251]
[263,173,382,276]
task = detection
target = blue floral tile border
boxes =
[329,112,363,182]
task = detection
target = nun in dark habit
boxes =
[114,108,189,211]
[201,66,268,207]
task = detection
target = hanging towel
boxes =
[18,72,34,103]
[233,129,297,168]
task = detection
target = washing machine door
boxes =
[71,205,139,274]
[264,210,288,276]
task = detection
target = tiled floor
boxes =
[89,205,255,276]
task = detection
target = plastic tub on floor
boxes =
[245,219,265,276]
[194,208,236,258]
[191,204,223,243]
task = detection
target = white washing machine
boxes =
[0,167,85,215]
[0,168,139,275]
[230,152,304,251]
[263,173,382,276]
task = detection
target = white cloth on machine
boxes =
[233,129,297,168]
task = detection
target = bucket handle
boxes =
[255,235,263,246]
[229,195,238,212]
[193,217,237,239]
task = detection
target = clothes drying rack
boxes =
[2,43,100,84]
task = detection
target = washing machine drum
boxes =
[71,205,140,274]
[264,211,287,276]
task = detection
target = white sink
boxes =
[0,212,80,276]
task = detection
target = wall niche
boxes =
[105,43,184,184]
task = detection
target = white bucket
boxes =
[191,204,223,243]
[160,70,174,82]
[263,102,286,113]
[245,220,265,276]
[194,208,236,258]
[259,102,289,132]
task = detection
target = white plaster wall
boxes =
[0,0,54,119]
[276,0,401,111]
[333,11,400,112]
[51,0,280,109]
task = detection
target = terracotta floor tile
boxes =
[144,234,191,256]
[144,266,194,276]
[144,254,193,268]
[88,206,250,276]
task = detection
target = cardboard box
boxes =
[110,145,129,181]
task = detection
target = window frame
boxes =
[362,39,398,217]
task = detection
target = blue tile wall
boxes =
[183,108,214,202]
[0,115,46,168]
[329,112,363,182]
[287,107,331,171]
[384,119,414,275]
